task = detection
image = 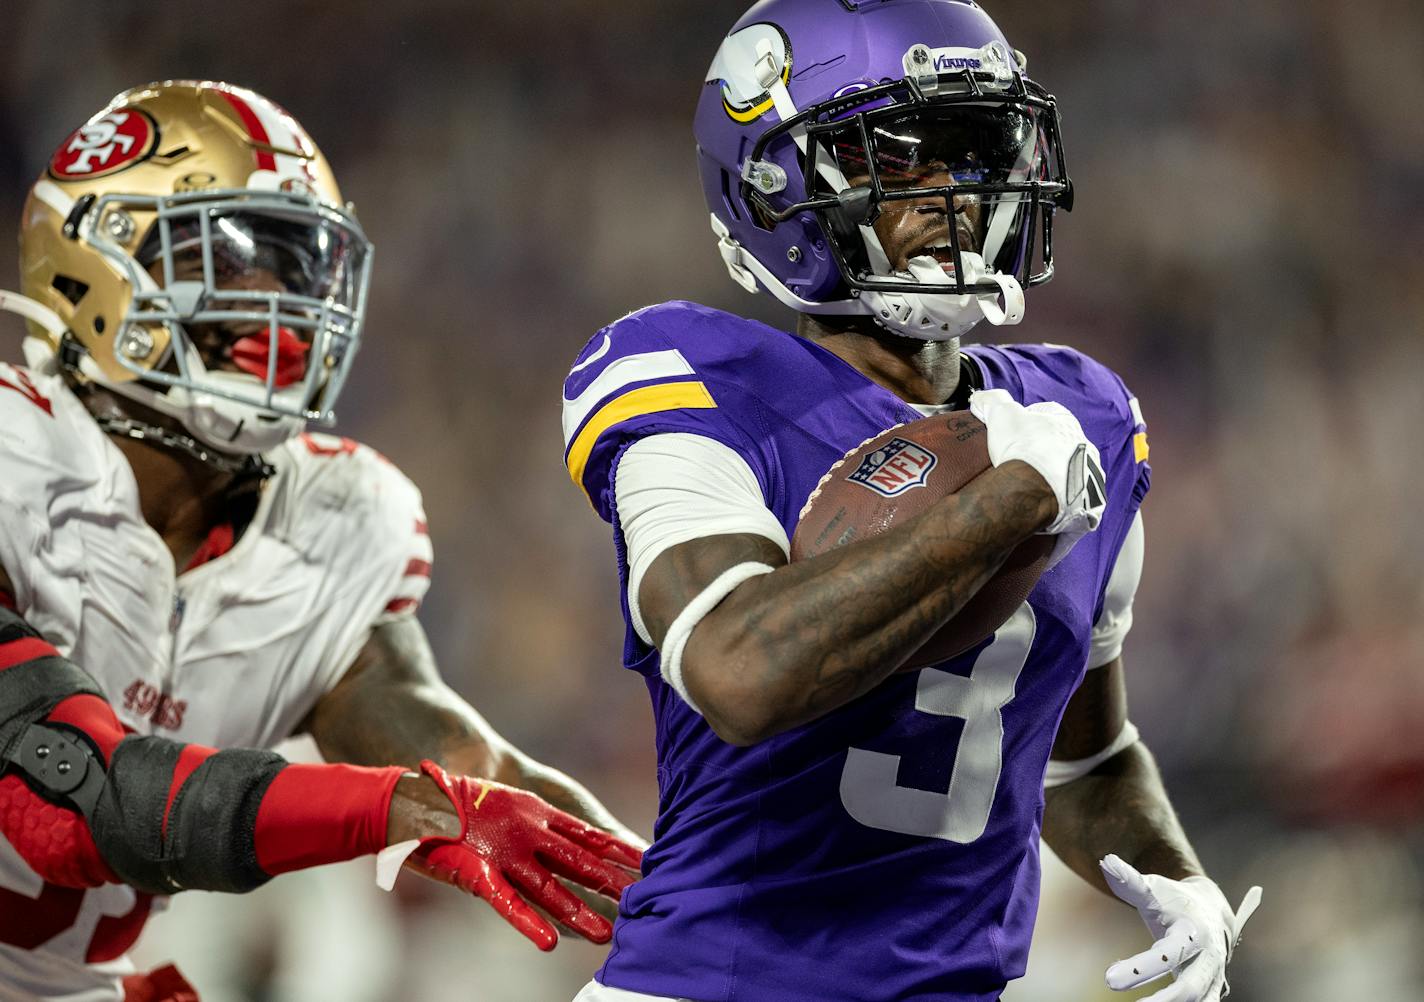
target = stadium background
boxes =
[2,0,1422,998]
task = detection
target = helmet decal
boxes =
[217,89,279,171]
[214,85,320,188]
[48,109,159,181]
[707,23,794,123]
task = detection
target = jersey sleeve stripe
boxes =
[565,381,718,492]
[384,597,420,614]
[414,519,429,536]
[561,348,697,445]
[403,558,432,578]
[1133,431,1149,463]
[1127,397,1148,462]
[0,370,54,416]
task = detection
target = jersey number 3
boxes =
[840,603,1036,843]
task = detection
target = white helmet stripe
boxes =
[32,179,76,217]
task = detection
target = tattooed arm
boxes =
[1041,658,1204,891]
[640,460,1056,746]
[303,617,643,848]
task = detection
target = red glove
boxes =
[401,760,642,951]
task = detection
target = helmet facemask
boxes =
[739,44,1072,340]
[77,187,372,455]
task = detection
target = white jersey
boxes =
[0,362,432,1000]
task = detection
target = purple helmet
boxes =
[695,0,1072,340]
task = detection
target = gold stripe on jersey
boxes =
[566,381,718,493]
[1133,432,1150,463]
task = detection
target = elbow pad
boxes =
[92,739,286,894]
[1,606,283,894]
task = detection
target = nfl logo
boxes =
[847,437,938,497]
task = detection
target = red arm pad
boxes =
[0,775,117,887]
[0,625,124,886]
[0,694,127,888]
[253,762,405,875]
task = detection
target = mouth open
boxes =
[916,239,960,272]
[902,223,976,274]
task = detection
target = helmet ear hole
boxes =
[719,170,743,221]
[52,275,89,306]
[93,316,106,334]
[749,199,777,232]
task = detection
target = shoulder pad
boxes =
[269,434,431,619]
[0,364,109,514]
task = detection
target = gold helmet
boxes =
[13,80,373,457]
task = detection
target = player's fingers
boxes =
[1105,925,1203,991]
[547,815,645,870]
[1135,980,1196,1002]
[406,845,478,894]
[505,859,614,945]
[474,864,559,951]
[1233,885,1263,936]
[1100,853,1156,911]
[1136,959,1220,1002]
[539,838,639,898]
[968,387,1015,422]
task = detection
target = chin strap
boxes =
[861,253,1025,341]
[94,416,274,478]
[48,336,276,478]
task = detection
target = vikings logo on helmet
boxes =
[706,22,794,123]
[847,437,938,497]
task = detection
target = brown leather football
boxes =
[791,410,1053,671]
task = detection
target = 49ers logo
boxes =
[48,109,158,180]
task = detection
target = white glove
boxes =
[968,389,1106,565]
[1101,854,1263,1002]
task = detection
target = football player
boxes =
[561,2,1260,1001]
[0,81,642,1000]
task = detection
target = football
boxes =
[791,411,1054,671]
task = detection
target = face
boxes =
[856,165,987,274]
[138,212,356,387]
[146,249,312,389]
[823,106,1042,275]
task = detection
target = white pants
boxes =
[573,981,691,1002]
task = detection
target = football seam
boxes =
[796,421,908,523]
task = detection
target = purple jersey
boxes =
[561,301,1150,1002]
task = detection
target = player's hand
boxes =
[383,760,642,951]
[968,388,1106,565]
[1101,854,1262,1001]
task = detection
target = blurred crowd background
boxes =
[3,0,1422,999]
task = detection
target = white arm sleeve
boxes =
[614,433,789,646]
[1087,510,1145,669]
